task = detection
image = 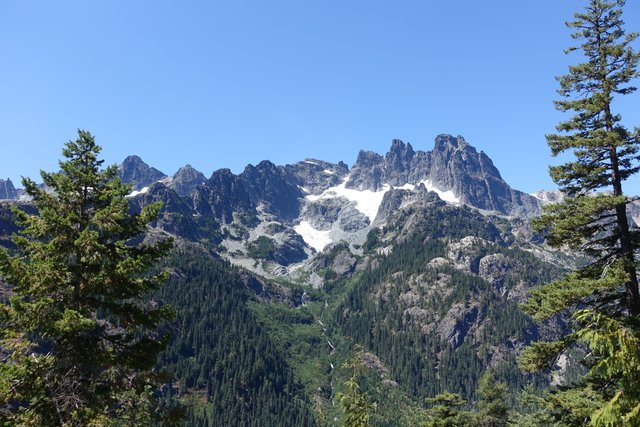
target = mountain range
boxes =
[101,135,546,281]
[0,134,588,425]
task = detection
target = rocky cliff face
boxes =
[0,179,18,200]
[284,159,349,194]
[193,161,304,226]
[119,155,167,191]
[346,135,539,217]
[165,164,206,197]
[532,189,564,204]
[240,161,304,221]
[428,135,540,216]
[193,168,254,225]
[128,181,211,241]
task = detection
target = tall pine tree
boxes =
[0,131,175,426]
[521,1,640,425]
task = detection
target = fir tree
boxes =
[424,391,470,427]
[473,371,509,427]
[0,130,174,426]
[521,1,640,425]
[337,348,375,427]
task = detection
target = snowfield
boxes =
[293,221,333,252]
[125,187,149,198]
[293,176,460,252]
[305,178,390,221]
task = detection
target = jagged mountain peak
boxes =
[114,134,542,276]
[167,164,206,197]
[355,149,384,166]
[284,159,349,195]
[244,159,279,174]
[387,139,415,159]
[175,164,199,174]
[343,134,539,216]
[0,178,18,200]
[433,133,468,150]
[208,167,234,181]
[119,155,167,191]
[428,134,537,215]
[122,154,144,163]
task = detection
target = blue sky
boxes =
[1,1,639,194]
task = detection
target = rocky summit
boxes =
[119,155,167,191]
[0,178,18,200]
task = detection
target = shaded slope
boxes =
[156,248,316,427]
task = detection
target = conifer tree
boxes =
[521,1,640,424]
[424,391,470,427]
[473,372,509,427]
[337,348,375,427]
[0,130,174,426]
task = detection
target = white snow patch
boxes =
[293,221,333,252]
[126,187,149,198]
[418,179,460,204]
[323,169,336,175]
[396,183,416,190]
[304,177,459,221]
[304,160,320,166]
[305,177,390,221]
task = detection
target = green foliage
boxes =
[424,392,471,427]
[337,349,376,427]
[247,300,329,397]
[523,1,640,425]
[522,262,630,321]
[246,235,277,260]
[519,339,575,372]
[574,310,640,426]
[507,385,554,427]
[156,248,316,427]
[474,371,509,427]
[0,130,175,426]
[362,229,381,253]
[532,0,640,315]
[544,386,603,427]
[336,206,554,403]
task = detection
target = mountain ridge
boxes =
[1,134,549,280]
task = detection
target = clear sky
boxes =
[1,1,639,194]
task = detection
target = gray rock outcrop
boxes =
[0,179,18,200]
[167,164,206,197]
[119,155,167,191]
[428,135,540,216]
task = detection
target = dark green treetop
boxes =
[474,371,509,427]
[424,391,471,427]
[0,130,174,426]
